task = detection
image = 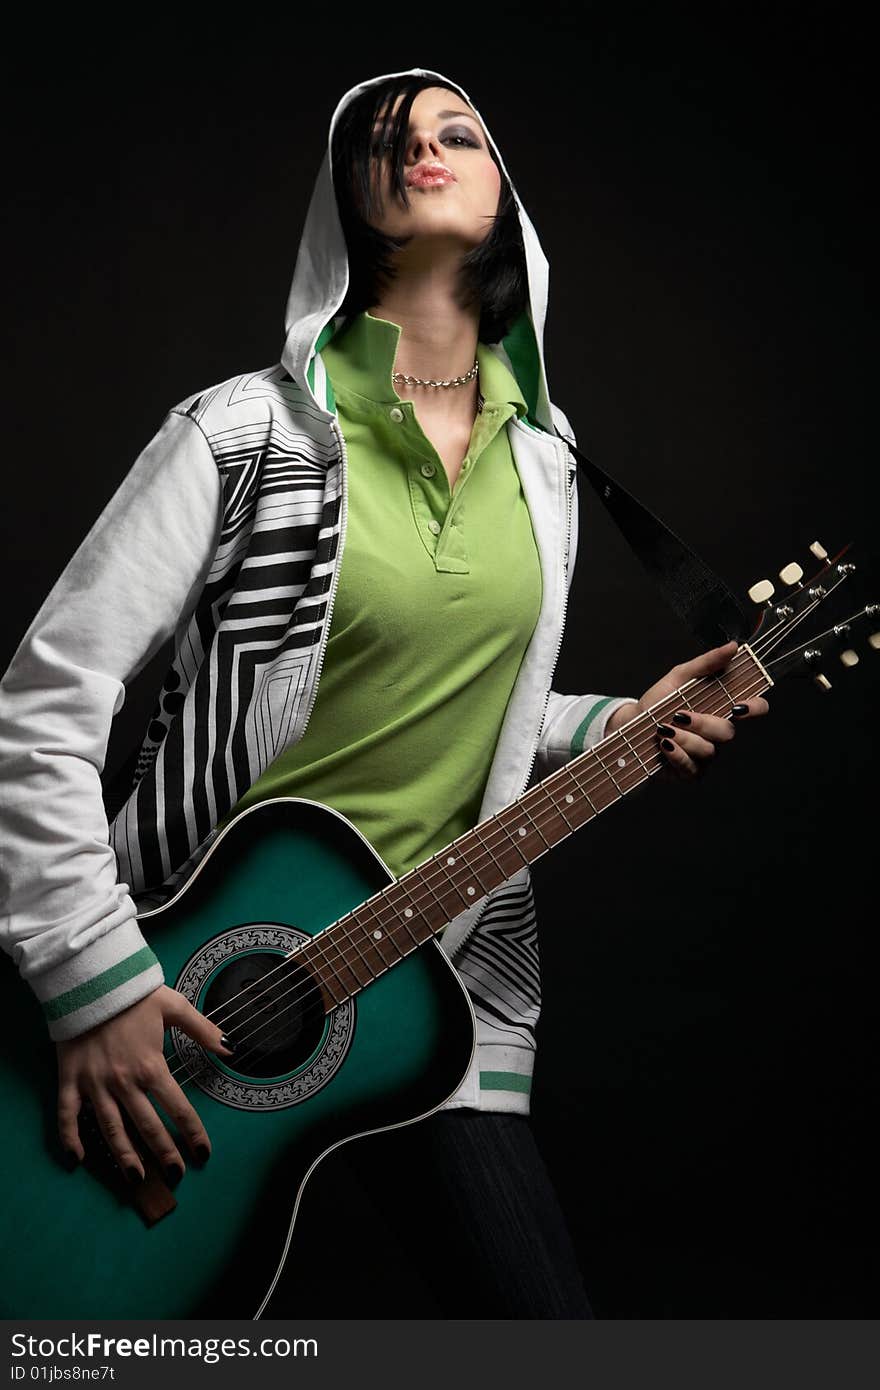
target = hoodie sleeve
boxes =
[0,408,222,1042]
[532,405,639,780]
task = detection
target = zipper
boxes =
[446,428,573,959]
[295,412,349,744]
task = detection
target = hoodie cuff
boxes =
[28,919,165,1042]
[569,695,640,755]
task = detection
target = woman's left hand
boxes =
[606,640,770,781]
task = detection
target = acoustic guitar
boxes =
[0,541,874,1318]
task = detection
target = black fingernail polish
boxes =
[125,1165,144,1185]
[672,712,691,726]
[657,724,675,738]
[220,1034,237,1053]
[731,704,749,717]
[165,1163,183,1186]
[195,1143,210,1163]
[661,738,675,751]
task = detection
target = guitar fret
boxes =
[495,806,532,868]
[310,953,348,1007]
[472,823,509,886]
[383,874,444,939]
[358,902,400,969]
[317,936,365,998]
[556,769,593,829]
[595,745,626,796]
[439,854,480,911]
[618,725,651,777]
[336,914,377,986]
[415,865,458,933]
[332,917,396,985]
[498,826,530,874]
[386,889,424,949]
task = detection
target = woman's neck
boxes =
[371,260,480,424]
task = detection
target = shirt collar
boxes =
[319,309,528,419]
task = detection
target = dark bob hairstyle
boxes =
[330,74,529,345]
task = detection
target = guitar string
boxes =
[165,666,768,1085]
[166,580,842,1073]
[164,667,770,1088]
[173,668,774,1086]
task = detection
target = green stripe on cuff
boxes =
[571,696,616,756]
[42,946,160,1023]
[480,1070,532,1094]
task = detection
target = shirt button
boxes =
[389,406,404,423]
[420,462,435,478]
[428,519,441,535]
[461,458,470,470]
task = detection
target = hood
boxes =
[280,66,557,434]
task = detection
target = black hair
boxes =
[329,74,528,344]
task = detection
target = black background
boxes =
[4,6,876,1315]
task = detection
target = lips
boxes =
[406,162,457,188]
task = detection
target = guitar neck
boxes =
[297,645,773,1008]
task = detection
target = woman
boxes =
[0,68,768,1317]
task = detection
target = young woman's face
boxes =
[364,85,502,250]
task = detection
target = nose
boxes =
[406,127,445,167]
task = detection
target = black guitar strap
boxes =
[559,432,752,647]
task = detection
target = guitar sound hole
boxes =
[201,952,325,1078]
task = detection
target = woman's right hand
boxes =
[56,985,235,1185]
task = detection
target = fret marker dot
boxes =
[467,886,475,896]
[447,856,456,865]
[618,757,626,767]
[373,930,383,940]
[518,827,527,837]
[565,794,574,803]
[404,908,413,917]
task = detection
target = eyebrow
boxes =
[372,108,482,129]
[437,109,480,123]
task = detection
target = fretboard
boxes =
[298,645,772,1008]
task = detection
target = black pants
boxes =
[275,1110,593,1318]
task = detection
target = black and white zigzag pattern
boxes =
[109,371,342,897]
[453,878,541,1048]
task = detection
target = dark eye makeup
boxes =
[370,126,482,156]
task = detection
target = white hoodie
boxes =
[0,67,634,1112]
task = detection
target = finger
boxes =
[657,731,700,777]
[163,988,237,1057]
[57,1081,85,1164]
[729,697,770,720]
[670,710,736,744]
[90,1089,155,1185]
[145,1064,214,1166]
[656,722,717,762]
[110,1075,191,1182]
[674,640,739,683]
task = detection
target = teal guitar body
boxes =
[0,798,475,1319]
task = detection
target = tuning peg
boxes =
[809,541,828,560]
[869,632,880,651]
[748,579,775,604]
[803,648,831,690]
[779,562,804,587]
[839,649,859,667]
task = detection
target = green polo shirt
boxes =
[218,310,543,878]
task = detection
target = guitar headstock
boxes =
[744,540,878,691]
